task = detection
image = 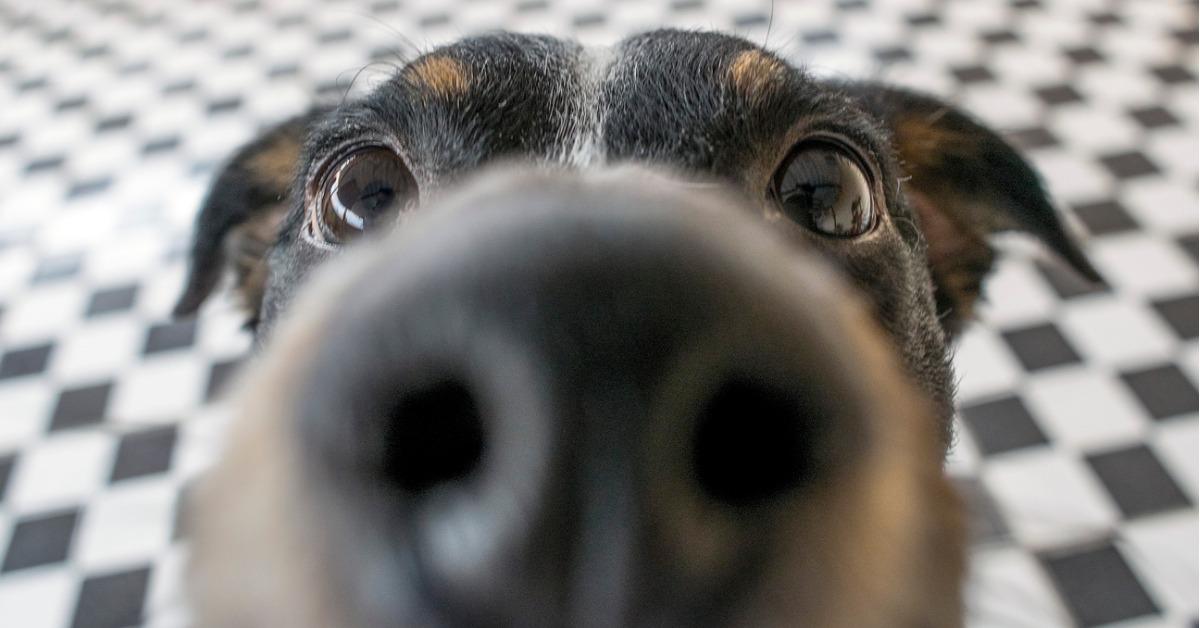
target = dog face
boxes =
[178,29,1097,628]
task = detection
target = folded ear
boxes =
[173,110,323,327]
[832,82,1102,335]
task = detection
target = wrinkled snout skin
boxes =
[188,170,964,628]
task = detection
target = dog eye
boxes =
[319,147,417,242]
[771,142,875,237]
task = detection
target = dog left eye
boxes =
[770,141,875,237]
[319,147,418,242]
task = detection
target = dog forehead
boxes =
[367,29,818,173]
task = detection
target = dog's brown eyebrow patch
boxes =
[891,113,975,170]
[728,49,786,102]
[406,55,470,99]
[246,134,302,188]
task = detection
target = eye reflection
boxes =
[772,143,875,237]
[319,147,418,243]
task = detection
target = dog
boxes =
[173,30,1100,628]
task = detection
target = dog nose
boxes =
[288,171,903,626]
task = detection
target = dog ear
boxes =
[173,110,322,327]
[832,82,1102,335]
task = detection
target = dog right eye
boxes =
[770,140,876,238]
[318,147,418,243]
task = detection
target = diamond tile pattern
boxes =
[1087,444,1192,518]
[0,344,54,380]
[69,567,150,628]
[84,285,138,317]
[1152,293,1199,340]
[2,510,80,573]
[1041,543,1161,626]
[0,0,1194,626]
[1122,364,1199,421]
[108,426,176,484]
[961,395,1049,456]
[48,383,112,432]
[1001,323,1083,371]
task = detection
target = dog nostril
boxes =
[692,377,818,507]
[383,380,486,493]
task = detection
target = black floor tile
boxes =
[1087,11,1122,26]
[0,343,54,379]
[67,177,112,198]
[162,79,195,95]
[517,0,549,11]
[573,12,606,27]
[1121,364,1198,420]
[980,29,1020,45]
[172,481,193,541]
[961,395,1049,455]
[0,452,14,502]
[1150,64,1196,84]
[1099,151,1161,180]
[874,46,911,63]
[1072,199,1139,236]
[141,136,180,155]
[110,426,177,483]
[49,382,113,431]
[85,284,138,317]
[1129,105,1181,129]
[802,29,839,45]
[142,319,197,355]
[1001,323,1082,371]
[1063,45,1104,64]
[267,63,299,79]
[221,44,254,59]
[1151,294,1198,339]
[25,155,65,175]
[417,12,451,27]
[205,358,242,401]
[1087,444,1192,518]
[206,96,242,115]
[1035,259,1108,299]
[1177,233,1198,260]
[1006,126,1059,150]
[1035,84,1084,106]
[55,95,88,111]
[905,11,940,26]
[94,114,131,134]
[1041,542,1159,626]
[952,64,994,83]
[31,254,81,283]
[1,509,80,572]
[70,566,151,628]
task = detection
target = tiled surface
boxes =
[0,0,1195,626]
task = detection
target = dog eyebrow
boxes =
[727,49,787,104]
[405,55,471,99]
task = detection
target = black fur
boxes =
[180,28,1101,628]
[178,28,1098,449]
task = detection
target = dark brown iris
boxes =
[771,141,875,237]
[319,147,417,242]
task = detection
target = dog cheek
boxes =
[254,242,335,342]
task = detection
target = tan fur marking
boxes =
[407,55,470,99]
[226,204,288,321]
[892,113,974,173]
[728,50,786,103]
[247,135,302,189]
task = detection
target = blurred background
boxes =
[0,0,1195,626]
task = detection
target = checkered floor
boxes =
[0,0,1194,626]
